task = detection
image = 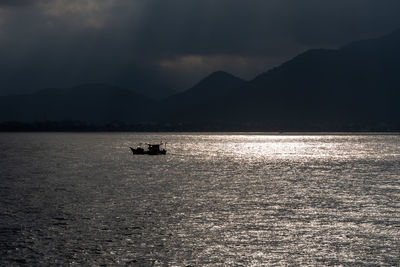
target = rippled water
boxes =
[0,133,399,265]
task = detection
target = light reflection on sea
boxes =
[0,133,399,265]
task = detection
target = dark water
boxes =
[0,133,399,266]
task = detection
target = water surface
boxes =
[0,133,399,265]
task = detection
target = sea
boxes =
[0,133,399,266]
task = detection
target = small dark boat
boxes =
[129,142,167,155]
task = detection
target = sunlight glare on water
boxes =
[0,133,399,265]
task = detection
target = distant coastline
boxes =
[1,121,398,133]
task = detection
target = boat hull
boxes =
[129,147,166,155]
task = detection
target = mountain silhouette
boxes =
[157,71,246,122]
[162,29,400,130]
[1,29,400,131]
[0,84,153,123]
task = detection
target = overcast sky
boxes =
[1,0,400,95]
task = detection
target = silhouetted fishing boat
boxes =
[129,142,167,155]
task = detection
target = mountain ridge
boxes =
[0,83,153,123]
[160,28,400,128]
[1,29,400,130]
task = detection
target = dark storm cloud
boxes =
[136,0,400,56]
[0,0,36,7]
[1,0,400,94]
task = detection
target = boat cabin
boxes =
[129,142,167,155]
[148,144,161,153]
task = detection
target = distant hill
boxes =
[158,71,246,122]
[160,29,400,130]
[0,84,153,123]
